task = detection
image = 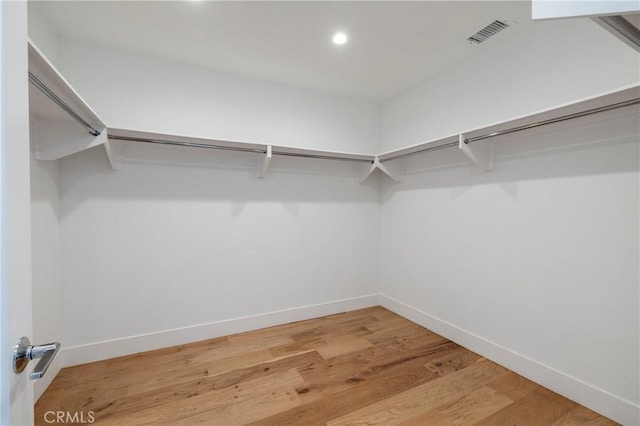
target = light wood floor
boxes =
[36,307,616,425]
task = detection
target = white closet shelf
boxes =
[27,39,376,173]
[108,85,640,162]
[107,128,267,154]
[106,128,377,177]
[27,38,639,180]
[107,128,376,163]
[378,83,640,163]
[28,40,105,135]
[28,39,109,163]
[270,146,375,162]
[378,84,640,162]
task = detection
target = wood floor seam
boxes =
[35,307,617,426]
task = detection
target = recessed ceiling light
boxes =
[332,32,348,45]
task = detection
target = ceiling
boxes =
[32,1,534,102]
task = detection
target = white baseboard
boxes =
[53,293,639,425]
[62,294,379,367]
[378,293,639,426]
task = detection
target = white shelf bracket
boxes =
[359,160,377,183]
[377,158,403,182]
[258,145,272,178]
[33,119,108,161]
[459,133,494,171]
[104,138,123,171]
[360,157,403,183]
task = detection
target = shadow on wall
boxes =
[56,108,639,220]
[57,141,381,221]
[380,109,639,202]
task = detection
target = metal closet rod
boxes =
[382,97,640,162]
[30,69,638,164]
[107,135,373,163]
[28,72,102,137]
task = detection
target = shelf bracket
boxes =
[359,160,376,183]
[258,145,272,178]
[104,138,123,171]
[377,158,403,182]
[459,133,494,171]
[33,119,107,161]
[360,157,403,183]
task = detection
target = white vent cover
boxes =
[467,20,510,44]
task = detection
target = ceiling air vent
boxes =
[467,20,510,44]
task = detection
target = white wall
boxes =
[378,16,640,425]
[55,39,380,154]
[379,110,640,423]
[58,144,380,358]
[29,124,62,402]
[27,2,59,64]
[31,31,383,365]
[381,18,640,152]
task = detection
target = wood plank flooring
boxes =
[35,307,616,425]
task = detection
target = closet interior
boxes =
[11,1,640,425]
